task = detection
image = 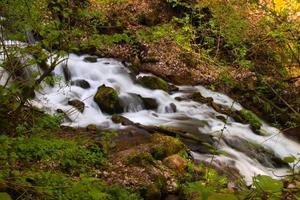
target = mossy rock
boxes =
[83,56,98,63]
[192,92,214,104]
[94,85,122,114]
[163,154,187,174]
[239,109,262,134]
[150,134,186,160]
[137,76,169,92]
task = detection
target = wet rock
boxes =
[94,85,122,114]
[181,138,214,154]
[68,99,85,113]
[112,127,152,151]
[129,93,158,110]
[216,115,227,123]
[86,124,97,132]
[137,76,169,92]
[163,154,187,173]
[191,92,213,104]
[83,56,97,63]
[112,114,135,126]
[169,84,179,93]
[174,96,188,101]
[71,79,90,89]
[224,137,288,168]
[119,93,144,112]
[170,103,177,112]
[141,97,158,110]
[191,92,263,135]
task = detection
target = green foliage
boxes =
[81,32,132,49]
[6,171,140,200]
[0,135,106,173]
[136,24,174,42]
[240,109,262,132]
[100,131,118,155]
[182,168,234,200]
[252,175,283,199]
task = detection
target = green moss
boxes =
[137,76,169,92]
[150,134,186,160]
[240,109,262,133]
[94,85,122,114]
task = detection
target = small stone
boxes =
[71,79,90,89]
[103,171,109,176]
[287,183,296,189]
[68,99,85,113]
[86,124,97,132]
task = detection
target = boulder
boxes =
[150,134,186,160]
[163,154,187,173]
[224,137,288,168]
[170,103,177,112]
[137,76,169,92]
[94,85,122,114]
[111,114,135,126]
[71,79,90,89]
[141,97,158,110]
[83,56,97,63]
[68,99,85,113]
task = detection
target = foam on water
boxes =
[2,53,299,184]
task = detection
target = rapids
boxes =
[2,53,300,184]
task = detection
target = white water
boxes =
[2,53,300,184]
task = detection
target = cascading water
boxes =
[2,52,300,184]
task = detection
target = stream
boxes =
[1,52,300,184]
